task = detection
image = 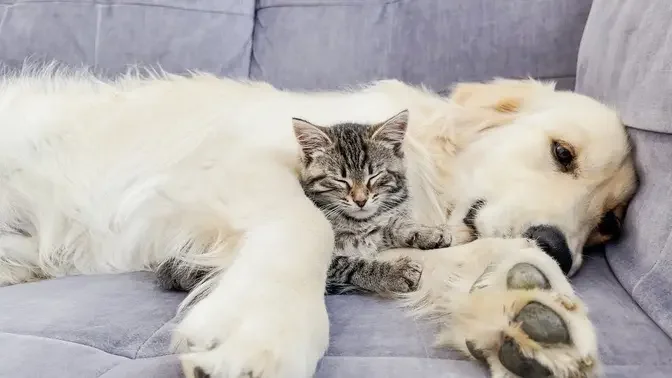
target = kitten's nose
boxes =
[354,198,367,208]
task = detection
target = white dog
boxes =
[0,65,636,378]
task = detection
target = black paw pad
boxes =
[499,337,552,378]
[506,263,551,290]
[515,302,570,344]
[466,340,487,363]
[193,367,210,378]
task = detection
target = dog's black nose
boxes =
[523,225,573,275]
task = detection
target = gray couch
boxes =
[0,0,671,377]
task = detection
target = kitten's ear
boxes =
[371,110,409,150]
[292,118,332,156]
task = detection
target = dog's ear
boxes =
[440,78,558,141]
[449,78,556,115]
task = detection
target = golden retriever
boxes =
[0,65,635,378]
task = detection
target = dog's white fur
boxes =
[0,65,636,377]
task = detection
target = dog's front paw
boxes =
[176,283,329,378]
[459,260,599,378]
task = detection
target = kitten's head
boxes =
[293,110,410,221]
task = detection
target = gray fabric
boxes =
[575,0,672,339]
[1,254,671,377]
[0,0,589,90]
[576,0,672,134]
[252,0,589,90]
[0,0,255,77]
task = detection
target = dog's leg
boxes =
[174,195,334,378]
[383,238,600,378]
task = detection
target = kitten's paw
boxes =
[175,281,329,378]
[381,257,423,293]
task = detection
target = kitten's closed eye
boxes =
[366,172,384,186]
[332,178,352,189]
[370,172,396,188]
[304,175,346,194]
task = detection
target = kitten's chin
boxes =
[346,208,378,220]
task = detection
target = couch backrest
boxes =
[0,0,591,91]
[576,0,672,338]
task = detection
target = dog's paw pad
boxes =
[506,263,551,290]
[498,337,552,378]
[515,301,570,344]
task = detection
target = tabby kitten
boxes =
[293,110,455,295]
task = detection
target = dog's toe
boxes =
[506,262,551,290]
[498,337,552,378]
[515,301,570,344]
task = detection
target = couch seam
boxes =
[0,2,10,35]
[255,0,402,10]
[96,354,179,378]
[0,331,130,359]
[632,229,672,297]
[95,362,124,378]
[248,1,259,79]
[93,3,101,67]
[0,0,252,16]
[624,124,672,135]
[133,314,178,359]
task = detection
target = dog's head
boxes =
[445,79,637,276]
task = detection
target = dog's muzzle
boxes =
[523,225,573,275]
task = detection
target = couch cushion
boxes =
[576,0,672,134]
[251,0,591,91]
[1,254,671,377]
[0,0,255,77]
[575,0,672,339]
